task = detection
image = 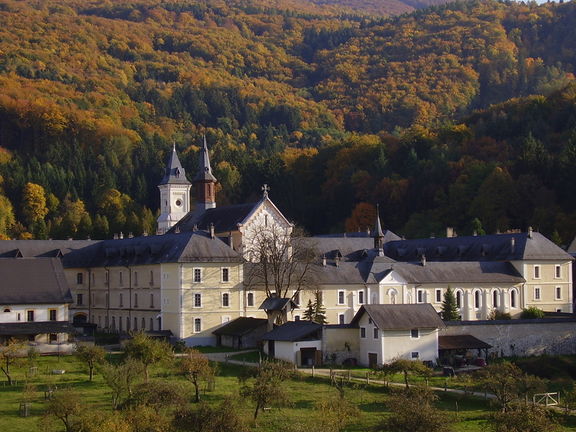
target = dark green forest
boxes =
[0,0,576,243]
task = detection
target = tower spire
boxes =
[192,135,217,213]
[374,204,385,253]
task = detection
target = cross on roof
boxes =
[262,184,270,198]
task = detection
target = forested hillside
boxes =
[0,0,575,243]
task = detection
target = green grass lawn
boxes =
[1,354,575,432]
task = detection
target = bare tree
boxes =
[244,226,318,324]
[180,349,215,403]
[0,338,25,385]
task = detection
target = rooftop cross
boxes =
[262,184,270,198]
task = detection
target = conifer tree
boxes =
[303,299,315,321]
[313,291,327,324]
[441,287,459,321]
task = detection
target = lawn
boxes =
[1,354,575,432]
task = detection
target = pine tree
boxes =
[303,300,315,321]
[441,287,459,321]
[313,291,327,324]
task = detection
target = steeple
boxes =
[374,204,385,253]
[157,144,192,234]
[159,143,191,186]
[192,135,217,212]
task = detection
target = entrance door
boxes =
[300,348,317,366]
[368,352,378,369]
[268,340,275,357]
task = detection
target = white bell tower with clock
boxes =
[157,144,192,234]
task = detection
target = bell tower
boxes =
[157,144,192,234]
[192,136,217,213]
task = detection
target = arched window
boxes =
[511,290,517,308]
[493,290,498,308]
[456,291,462,308]
[474,290,481,309]
[3,308,10,313]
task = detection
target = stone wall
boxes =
[443,318,576,357]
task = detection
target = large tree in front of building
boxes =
[245,225,318,324]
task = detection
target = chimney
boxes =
[335,256,340,267]
[143,231,148,237]
[528,226,533,239]
[366,227,371,236]
[421,254,426,266]
[228,231,234,249]
[113,233,118,240]
[510,237,515,253]
[322,255,327,267]
[175,226,180,234]
[128,232,134,239]
[446,227,454,238]
[473,230,477,237]
[209,223,215,239]
[119,232,124,239]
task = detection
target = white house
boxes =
[349,304,446,367]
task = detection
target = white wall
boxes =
[357,313,384,367]
[382,328,438,363]
[0,304,68,323]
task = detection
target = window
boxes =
[49,334,57,343]
[119,293,123,308]
[410,329,419,339]
[194,318,201,333]
[134,317,138,331]
[417,290,424,303]
[119,271,123,286]
[411,352,419,359]
[150,294,154,308]
[555,286,562,300]
[134,293,138,308]
[150,271,154,286]
[534,287,541,300]
[134,271,138,286]
[49,309,57,321]
[474,290,481,308]
[511,290,517,308]
[247,292,254,307]
[435,289,442,303]
[493,291,498,308]
[294,315,300,321]
[456,291,461,308]
[358,290,365,304]
[222,268,230,283]
[194,293,202,308]
[17,313,21,321]
[3,308,10,313]
[142,317,146,330]
[76,272,83,284]
[373,328,379,339]
[193,268,202,283]
[77,294,83,306]
[338,290,345,305]
[338,314,345,325]
[534,265,541,279]
[27,310,34,322]
[360,327,366,338]
[222,293,230,307]
[555,265,561,279]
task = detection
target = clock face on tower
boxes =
[175,199,182,207]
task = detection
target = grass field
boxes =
[1,354,575,432]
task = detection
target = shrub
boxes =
[520,307,545,319]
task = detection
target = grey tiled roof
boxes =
[387,261,524,284]
[261,320,322,341]
[384,232,573,262]
[0,258,73,304]
[259,297,296,311]
[438,335,492,350]
[212,317,267,336]
[350,304,445,330]
[168,202,258,234]
[62,232,241,268]
[0,321,77,336]
[0,240,97,258]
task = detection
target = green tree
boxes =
[241,361,293,421]
[303,299,315,321]
[0,338,25,385]
[180,348,214,403]
[75,345,106,381]
[312,290,327,324]
[381,359,432,389]
[441,287,459,321]
[490,404,558,432]
[173,398,246,432]
[0,194,15,239]
[377,386,453,432]
[43,388,83,432]
[520,307,545,319]
[101,358,145,409]
[124,332,172,383]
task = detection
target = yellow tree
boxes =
[21,182,48,227]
